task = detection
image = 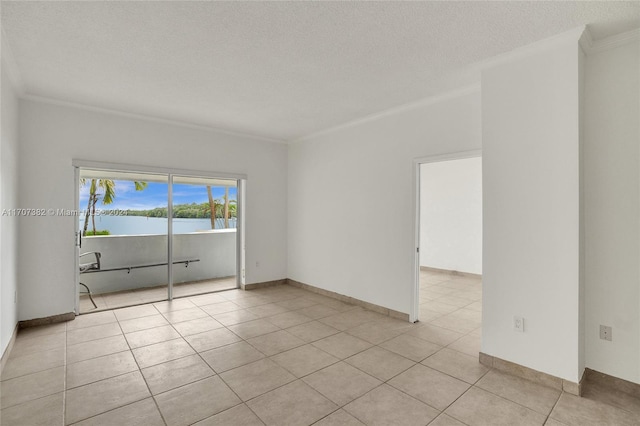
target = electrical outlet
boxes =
[255,261,260,268]
[600,325,612,341]
[514,316,524,332]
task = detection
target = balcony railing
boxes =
[80,229,236,295]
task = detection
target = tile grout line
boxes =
[417,275,496,424]
[0,390,66,412]
[182,301,379,423]
[242,281,474,422]
[0,327,69,420]
[161,302,265,424]
[0,357,66,383]
[198,291,338,423]
[472,374,560,419]
[64,399,159,426]
[206,304,312,425]
[544,389,566,425]
[62,320,68,426]
[303,332,445,422]
[115,305,169,426]
[364,342,461,417]
[418,365,488,426]
[64,309,151,421]
[2,333,67,362]
[308,407,347,425]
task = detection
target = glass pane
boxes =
[171,175,238,298]
[78,169,169,313]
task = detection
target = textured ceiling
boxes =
[1,1,638,142]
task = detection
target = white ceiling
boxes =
[1,1,638,142]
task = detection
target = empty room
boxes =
[1,2,639,425]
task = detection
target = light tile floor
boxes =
[80,277,237,314]
[2,270,638,425]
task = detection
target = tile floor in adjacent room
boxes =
[2,270,639,425]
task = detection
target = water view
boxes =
[80,215,237,236]
[79,177,238,236]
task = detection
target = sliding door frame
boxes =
[73,160,247,311]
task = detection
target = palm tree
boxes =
[81,179,110,236]
[211,199,222,226]
[206,186,216,229]
[228,202,237,218]
[81,179,147,236]
[223,187,230,228]
[206,186,237,229]
[80,178,91,236]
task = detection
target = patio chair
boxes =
[79,252,101,309]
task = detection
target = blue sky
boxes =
[79,180,237,211]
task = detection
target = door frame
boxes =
[411,149,481,323]
[74,167,81,314]
[73,160,247,313]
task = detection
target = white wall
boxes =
[420,157,482,274]
[481,36,584,382]
[288,90,481,315]
[1,55,20,355]
[584,39,640,383]
[18,100,288,321]
[81,231,236,294]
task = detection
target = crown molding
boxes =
[21,94,287,145]
[292,84,480,144]
[587,28,640,54]
[1,26,25,96]
[476,26,587,72]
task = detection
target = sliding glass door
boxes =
[76,166,241,314]
[170,176,238,298]
[77,169,169,312]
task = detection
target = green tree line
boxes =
[125,201,237,219]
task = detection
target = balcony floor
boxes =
[79,276,237,314]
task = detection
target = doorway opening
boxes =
[413,152,482,354]
[75,165,244,314]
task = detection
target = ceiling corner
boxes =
[579,26,594,54]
